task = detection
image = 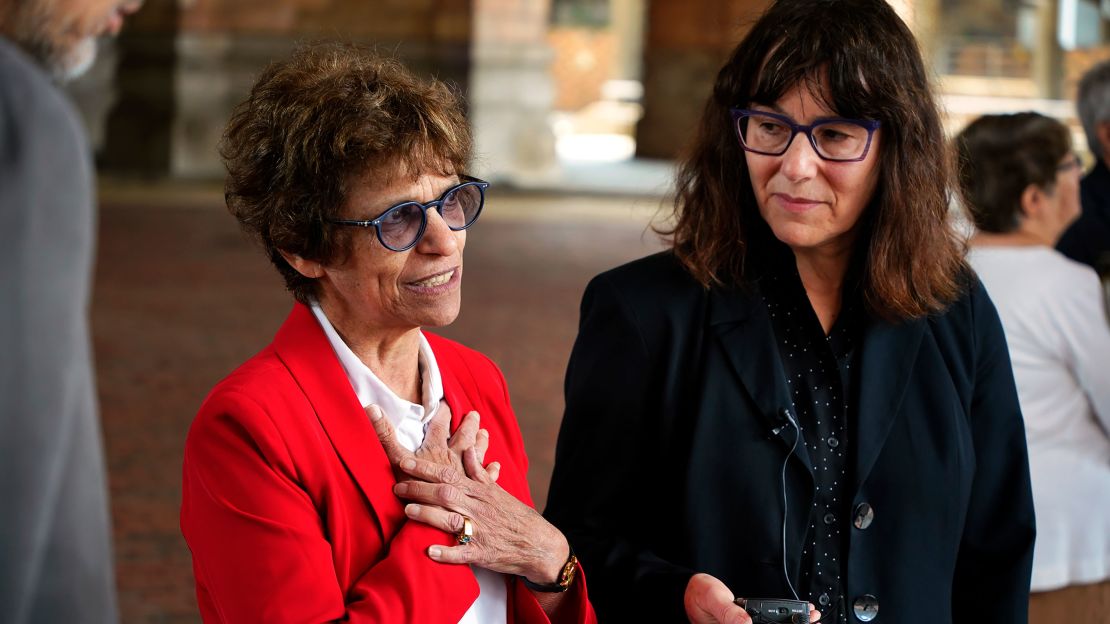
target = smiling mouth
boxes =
[409,269,455,288]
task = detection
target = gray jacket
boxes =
[0,36,118,624]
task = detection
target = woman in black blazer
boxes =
[544,1,1035,623]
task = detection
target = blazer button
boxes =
[818,592,831,606]
[853,594,879,622]
[853,503,874,530]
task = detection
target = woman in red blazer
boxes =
[180,43,595,624]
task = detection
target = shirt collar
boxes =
[309,301,444,432]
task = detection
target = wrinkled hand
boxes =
[368,403,499,484]
[374,408,569,584]
[685,574,821,624]
[395,447,569,582]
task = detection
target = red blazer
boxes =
[181,304,595,623]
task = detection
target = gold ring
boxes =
[456,516,474,545]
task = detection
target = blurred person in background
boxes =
[0,0,141,622]
[180,43,595,623]
[544,1,1035,623]
[1059,60,1110,279]
[956,112,1110,621]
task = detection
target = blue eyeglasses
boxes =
[1056,153,1082,173]
[327,175,489,252]
[730,108,881,162]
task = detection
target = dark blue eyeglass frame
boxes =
[1056,152,1082,173]
[326,175,489,252]
[729,108,882,162]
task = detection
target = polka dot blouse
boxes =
[761,268,861,624]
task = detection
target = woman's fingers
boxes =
[474,428,489,464]
[424,403,453,447]
[403,503,485,566]
[462,446,493,484]
[397,456,459,484]
[404,503,469,534]
[449,410,480,453]
[471,429,499,482]
[380,402,501,490]
[376,403,498,488]
[394,479,466,509]
[367,404,409,463]
[402,477,571,581]
[427,543,479,565]
[685,573,751,624]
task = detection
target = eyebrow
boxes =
[749,103,843,124]
[376,176,463,208]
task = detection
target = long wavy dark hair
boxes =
[659,0,967,321]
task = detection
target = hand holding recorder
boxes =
[684,573,820,624]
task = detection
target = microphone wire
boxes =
[779,411,801,602]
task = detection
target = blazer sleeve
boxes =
[951,282,1036,621]
[544,274,695,622]
[509,567,595,624]
[181,390,476,623]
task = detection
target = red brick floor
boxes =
[92,187,665,622]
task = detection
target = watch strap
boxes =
[520,548,578,593]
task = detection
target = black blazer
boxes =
[544,251,1035,624]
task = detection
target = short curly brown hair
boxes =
[221,42,472,303]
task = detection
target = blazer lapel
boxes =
[852,315,926,491]
[710,288,815,475]
[272,304,406,540]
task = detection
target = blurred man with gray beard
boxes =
[0,1,141,622]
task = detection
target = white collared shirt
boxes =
[311,303,507,624]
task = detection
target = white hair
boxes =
[1077,59,1110,160]
[2,2,100,82]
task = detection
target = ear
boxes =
[1019,183,1046,221]
[278,250,325,278]
[1097,121,1110,161]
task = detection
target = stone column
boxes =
[468,0,559,183]
[899,0,942,73]
[611,0,646,82]
[168,33,299,179]
[635,0,770,159]
[1034,0,1063,99]
[96,0,178,176]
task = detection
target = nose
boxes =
[415,207,460,255]
[778,131,820,182]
